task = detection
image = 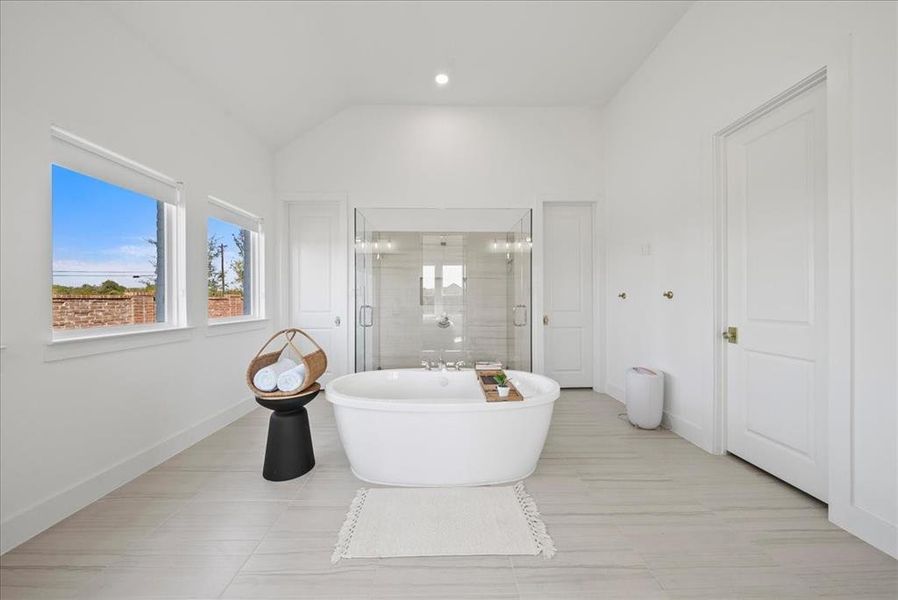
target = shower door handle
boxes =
[513,304,528,327]
[358,304,374,328]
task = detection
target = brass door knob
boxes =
[662,291,674,299]
[618,292,627,299]
[722,326,738,344]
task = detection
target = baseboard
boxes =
[830,504,898,559]
[0,396,257,554]
[661,410,709,452]
[605,382,625,403]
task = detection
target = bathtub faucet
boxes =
[442,361,467,371]
[422,359,465,371]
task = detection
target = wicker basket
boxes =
[246,328,327,399]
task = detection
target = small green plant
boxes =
[493,373,508,387]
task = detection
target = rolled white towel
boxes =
[276,363,308,393]
[253,357,298,392]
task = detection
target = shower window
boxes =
[421,265,435,306]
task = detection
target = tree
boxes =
[97,279,126,294]
[231,230,247,292]
[208,234,223,294]
[142,237,158,289]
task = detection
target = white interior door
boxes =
[543,203,593,387]
[725,82,828,501]
[287,201,347,383]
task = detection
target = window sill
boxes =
[45,325,194,362]
[206,317,270,337]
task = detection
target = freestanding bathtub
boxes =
[325,369,560,486]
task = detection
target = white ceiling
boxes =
[103,1,691,149]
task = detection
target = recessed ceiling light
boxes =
[434,73,450,86]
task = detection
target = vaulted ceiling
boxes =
[104,1,691,149]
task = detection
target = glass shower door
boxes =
[354,210,376,371]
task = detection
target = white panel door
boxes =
[544,204,593,387]
[725,82,828,501]
[287,201,347,383]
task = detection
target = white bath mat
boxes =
[332,482,555,563]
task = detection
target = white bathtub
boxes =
[325,369,560,486]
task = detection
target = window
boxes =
[442,265,464,297]
[51,127,185,337]
[207,197,263,322]
[421,264,465,307]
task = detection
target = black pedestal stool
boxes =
[255,383,320,481]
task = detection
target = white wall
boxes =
[276,106,602,208]
[601,1,897,556]
[0,3,274,553]
[276,105,604,378]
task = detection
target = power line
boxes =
[53,271,156,275]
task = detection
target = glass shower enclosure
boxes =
[354,209,532,372]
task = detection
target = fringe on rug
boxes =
[513,481,557,559]
[331,487,369,564]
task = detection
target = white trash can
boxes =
[625,367,664,429]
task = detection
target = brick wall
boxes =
[52,293,245,329]
[208,294,245,319]
[131,293,156,324]
[52,294,147,330]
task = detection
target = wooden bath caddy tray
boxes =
[476,369,524,402]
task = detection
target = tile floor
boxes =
[1,390,895,599]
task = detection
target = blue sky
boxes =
[52,164,159,287]
[52,165,243,288]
